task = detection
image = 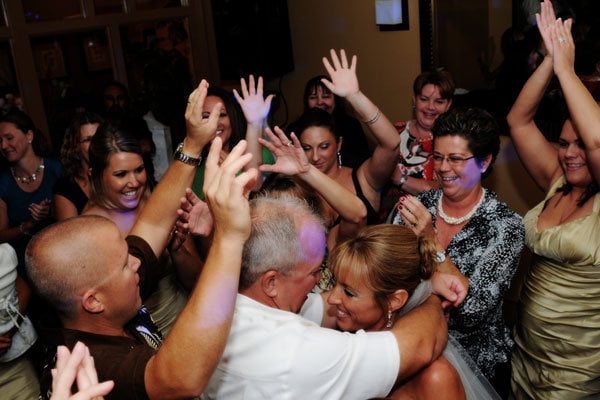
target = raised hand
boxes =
[258,127,310,176]
[177,188,213,237]
[552,16,575,76]
[321,49,359,99]
[535,0,558,58]
[184,80,221,153]
[233,75,274,126]
[203,137,258,241]
[50,342,114,400]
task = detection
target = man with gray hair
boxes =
[26,80,259,400]
[201,194,465,399]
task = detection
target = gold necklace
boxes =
[11,158,45,185]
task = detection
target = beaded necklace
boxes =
[437,188,485,225]
[11,158,45,185]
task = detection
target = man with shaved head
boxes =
[26,80,258,400]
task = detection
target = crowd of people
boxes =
[0,1,597,398]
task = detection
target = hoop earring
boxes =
[386,309,394,328]
[337,151,342,168]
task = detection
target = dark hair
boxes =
[290,108,339,141]
[0,109,50,156]
[432,107,500,178]
[102,80,128,98]
[88,121,150,208]
[413,70,456,100]
[207,86,246,151]
[60,112,104,179]
[556,119,600,206]
[257,173,323,218]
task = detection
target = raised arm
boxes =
[507,3,562,191]
[321,49,400,192]
[130,80,219,255]
[234,75,274,190]
[551,7,600,181]
[144,137,258,399]
[259,126,367,246]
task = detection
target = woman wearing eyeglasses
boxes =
[53,112,104,220]
[387,106,524,398]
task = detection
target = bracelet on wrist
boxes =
[397,172,408,187]
[364,108,381,125]
[174,142,203,167]
[19,222,30,236]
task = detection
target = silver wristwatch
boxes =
[174,142,202,167]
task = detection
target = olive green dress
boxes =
[511,177,600,399]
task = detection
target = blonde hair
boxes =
[329,224,437,310]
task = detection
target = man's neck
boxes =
[63,317,129,337]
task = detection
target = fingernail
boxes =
[398,204,403,210]
[400,196,405,202]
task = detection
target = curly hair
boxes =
[60,112,104,179]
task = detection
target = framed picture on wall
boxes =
[376,0,409,31]
[83,36,112,72]
[32,42,66,79]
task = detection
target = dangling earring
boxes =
[337,151,342,168]
[386,309,394,328]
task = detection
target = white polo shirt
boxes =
[202,294,399,399]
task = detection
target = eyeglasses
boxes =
[432,153,475,165]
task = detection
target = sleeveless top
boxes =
[351,168,378,225]
[511,176,600,399]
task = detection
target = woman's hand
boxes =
[552,16,575,76]
[50,342,114,400]
[176,188,213,237]
[29,199,51,222]
[535,0,558,58]
[258,127,310,176]
[397,194,436,238]
[321,49,360,99]
[233,75,274,127]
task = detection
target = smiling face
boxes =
[327,270,387,332]
[433,135,488,201]
[101,152,147,211]
[300,126,341,175]
[306,86,335,114]
[413,84,452,131]
[558,119,594,188]
[0,122,33,163]
[203,95,231,147]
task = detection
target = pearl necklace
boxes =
[11,158,45,185]
[437,188,485,225]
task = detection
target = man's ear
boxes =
[82,289,105,314]
[388,289,409,313]
[260,270,280,298]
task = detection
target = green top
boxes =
[191,146,275,199]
